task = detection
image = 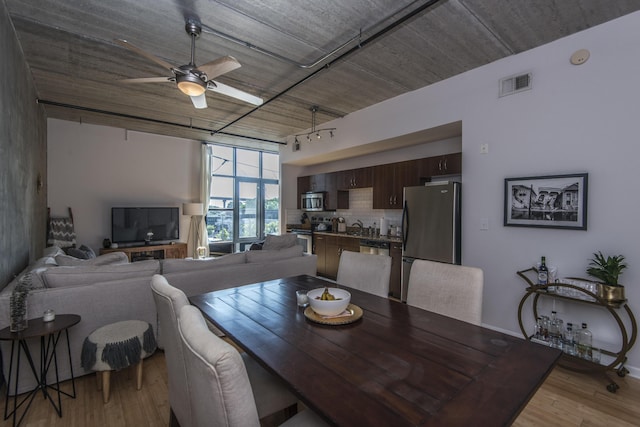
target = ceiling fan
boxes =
[116,19,263,109]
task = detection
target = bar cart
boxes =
[517,268,636,392]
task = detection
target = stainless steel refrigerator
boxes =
[401,181,461,302]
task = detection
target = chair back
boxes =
[178,305,260,427]
[150,274,192,427]
[336,251,392,298]
[406,260,483,325]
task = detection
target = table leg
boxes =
[2,329,77,426]
[3,340,41,427]
[136,359,143,390]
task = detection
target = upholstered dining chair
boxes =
[178,304,329,427]
[406,259,484,326]
[336,251,392,298]
[150,275,299,427]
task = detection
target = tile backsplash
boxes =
[286,188,402,232]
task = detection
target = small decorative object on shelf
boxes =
[197,246,207,259]
[586,251,627,303]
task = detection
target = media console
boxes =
[100,242,187,262]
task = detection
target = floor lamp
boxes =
[183,203,203,259]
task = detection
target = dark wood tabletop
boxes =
[189,275,561,427]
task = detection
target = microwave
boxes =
[301,192,326,211]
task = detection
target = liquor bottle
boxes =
[537,256,549,286]
[563,323,576,356]
[577,322,593,360]
[549,311,563,349]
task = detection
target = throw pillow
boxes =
[261,234,298,251]
[55,251,129,266]
[42,245,65,258]
[66,244,97,259]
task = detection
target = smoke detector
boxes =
[499,72,532,97]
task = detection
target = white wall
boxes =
[47,119,201,250]
[281,12,640,375]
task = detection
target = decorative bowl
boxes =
[307,287,351,316]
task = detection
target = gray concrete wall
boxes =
[0,2,47,289]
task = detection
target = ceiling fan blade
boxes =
[115,39,176,71]
[208,81,263,106]
[197,56,241,80]
[119,77,174,83]
[190,93,208,109]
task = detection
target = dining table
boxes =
[189,274,561,427]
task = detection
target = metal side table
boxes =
[0,314,81,427]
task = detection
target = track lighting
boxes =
[293,105,336,144]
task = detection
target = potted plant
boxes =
[586,251,627,302]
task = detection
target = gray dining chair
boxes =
[178,304,329,427]
[336,251,392,298]
[150,274,299,427]
[406,259,484,326]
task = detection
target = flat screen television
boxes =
[111,207,179,245]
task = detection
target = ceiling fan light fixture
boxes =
[177,74,206,96]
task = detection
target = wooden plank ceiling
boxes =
[6,0,640,151]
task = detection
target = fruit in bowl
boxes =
[307,287,351,316]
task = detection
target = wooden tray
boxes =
[304,304,363,325]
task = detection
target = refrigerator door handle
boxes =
[402,200,409,251]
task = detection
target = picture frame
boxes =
[504,173,588,230]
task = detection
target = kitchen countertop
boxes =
[310,230,402,244]
[286,223,403,243]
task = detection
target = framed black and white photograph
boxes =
[504,173,588,230]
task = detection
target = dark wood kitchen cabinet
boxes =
[298,173,349,210]
[315,234,359,280]
[373,160,418,209]
[337,167,373,190]
[314,234,329,277]
[389,242,403,299]
[297,176,311,209]
[426,152,461,176]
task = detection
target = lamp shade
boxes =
[183,203,204,216]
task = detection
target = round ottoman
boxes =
[81,320,157,403]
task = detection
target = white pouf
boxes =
[81,320,156,403]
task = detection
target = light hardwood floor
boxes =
[1,351,638,427]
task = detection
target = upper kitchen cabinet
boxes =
[297,172,348,210]
[373,161,415,209]
[426,153,461,177]
[297,176,310,209]
[337,167,373,190]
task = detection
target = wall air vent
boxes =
[499,72,532,97]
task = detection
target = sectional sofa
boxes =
[0,241,317,394]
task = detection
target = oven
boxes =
[301,192,326,212]
[289,230,313,254]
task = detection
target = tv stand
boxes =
[100,242,187,262]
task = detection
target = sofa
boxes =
[0,241,317,394]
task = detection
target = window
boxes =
[206,145,279,248]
